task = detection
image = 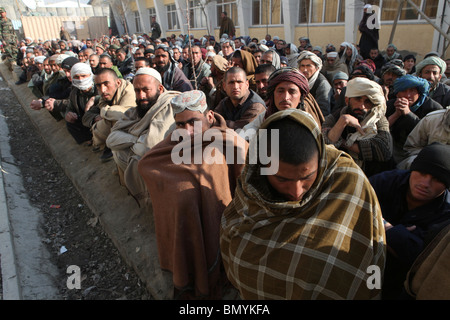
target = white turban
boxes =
[70,62,94,91]
[327,52,338,58]
[134,67,162,84]
[344,77,387,147]
[297,51,323,71]
[34,55,46,64]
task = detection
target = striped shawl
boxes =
[220,109,386,300]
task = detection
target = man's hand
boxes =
[339,114,365,135]
[394,97,411,116]
[65,112,78,123]
[44,98,55,112]
[84,96,96,112]
[30,99,43,110]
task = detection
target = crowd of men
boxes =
[1,5,450,301]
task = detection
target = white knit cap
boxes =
[134,67,162,84]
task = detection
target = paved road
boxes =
[0,76,61,300]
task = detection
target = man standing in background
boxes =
[150,16,161,41]
[0,7,18,71]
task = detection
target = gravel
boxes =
[0,74,152,300]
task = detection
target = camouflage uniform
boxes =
[0,7,18,68]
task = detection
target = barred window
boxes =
[189,0,207,28]
[216,0,239,27]
[166,4,179,30]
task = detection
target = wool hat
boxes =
[61,57,79,70]
[410,143,450,188]
[171,90,208,114]
[332,71,349,82]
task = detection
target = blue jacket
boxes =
[369,169,450,266]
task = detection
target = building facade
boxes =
[113,0,449,59]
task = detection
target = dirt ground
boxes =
[0,76,152,300]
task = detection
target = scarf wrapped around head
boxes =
[266,67,309,114]
[220,108,386,300]
[297,51,323,90]
[415,56,447,76]
[70,62,94,91]
[344,77,387,146]
[393,74,430,112]
[265,67,324,127]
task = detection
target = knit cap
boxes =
[410,143,450,188]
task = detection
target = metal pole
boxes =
[389,0,404,45]
[404,0,450,43]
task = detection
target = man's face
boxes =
[134,49,144,58]
[49,60,59,73]
[276,41,285,50]
[95,47,104,55]
[133,75,162,113]
[99,57,113,69]
[396,87,420,107]
[221,42,234,57]
[116,51,126,62]
[253,51,262,65]
[86,40,93,48]
[173,48,181,61]
[409,171,446,203]
[326,57,336,65]
[182,47,190,61]
[63,68,72,81]
[224,71,249,103]
[95,73,120,102]
[255,72,270,99]
[386,47,395,56]
[404,58,415,71]
[266,154,319,202]
[274,81,302,110]
[154,48,170,71]
[1,11,7,19]
[89,56,99,68]
[72,73,92,91]
[419,64,442,89]
[43,60,52,74]
[191,47,203,65]
[134,60,148,71]
[298,59,318,79]
[231,56,244,69]
[260,52,273,65]
[175,109,214,136]
[36,62,44,72]
[333,79,347,91]
[300,40,307,47]
[346,95,374,121]
[382,71,398,87]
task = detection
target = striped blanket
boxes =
[220,109,386,299]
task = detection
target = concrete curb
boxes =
[0,122,22,299]
[0,62,173,300]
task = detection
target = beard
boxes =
[155,62,170,73]
[136,92,160,118]
[348,108,367,122]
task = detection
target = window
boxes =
[148,7,156,21]
[166,4,179,30]
[371,0,439,21]
[217,0,239,27]
[253,0,284,26]
[298,0,345,24]
[134,11,142,33]
[189,0,207,28]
